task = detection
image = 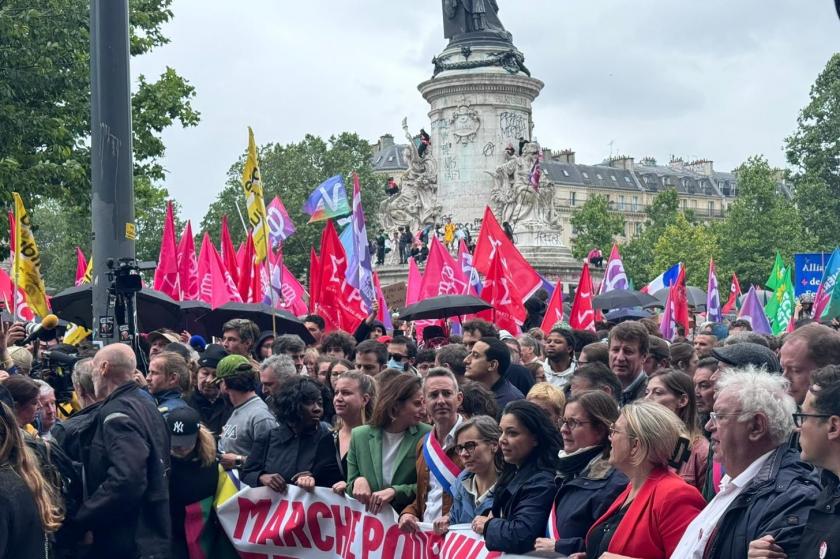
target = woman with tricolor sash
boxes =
[533,391,628,556]
[346,374,431,514]
[475,400,561,554]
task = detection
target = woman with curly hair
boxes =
[241,376,342,492]
[0,395,63,558]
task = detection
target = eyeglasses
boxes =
[453,441,482,455]
[708,411,747,424]
[608,424,635,438]
[389,353,408,362]
[792,412,833,427]
[561,418,592,430]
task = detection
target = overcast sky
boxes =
[131,1,840,226]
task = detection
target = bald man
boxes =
[68,344,172,557]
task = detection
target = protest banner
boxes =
[216,486,545,559]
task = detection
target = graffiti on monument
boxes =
[499,111,528,139]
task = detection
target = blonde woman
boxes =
[331,371,376,494]
[0,398,63,558]
[526,382,566,430]
[574,401,705,559]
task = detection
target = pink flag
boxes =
[0,268,34,321]
[250,256,264,304]
[479,252,526,334]
[196,233,242,308]
[236,232,256,302]
[219,216,240,286]
[153,201,181,300]
[406,257,423,306]
[177,221,199,300]
[373,272,394,332]
[418,237,470,299]
[74,248,87,287]
[540,279,565,333]
[277,261,309,316]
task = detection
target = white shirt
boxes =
[543,359,575,389]
[382,430,406,486]
[423,415,464,523]
[671,449,776,559]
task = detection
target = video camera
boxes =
[107,257,156,295]
[31,348,81,406]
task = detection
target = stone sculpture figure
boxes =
[489,141,559,231]
[378,118,441,234]
[442,0,510,41]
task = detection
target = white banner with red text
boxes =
[215,485,553,559]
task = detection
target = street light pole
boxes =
[89,0,136,345]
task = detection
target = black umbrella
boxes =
[652,286,708,308]
[50,285,181,331]
[592,289,659,310]
[605,308,653,323]
[197,302,314,344]
[399,294,492,321]
[179,300,212,338]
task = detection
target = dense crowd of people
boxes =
[1,306,840,559]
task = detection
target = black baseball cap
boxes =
[198,344,228,369]
[166,406,201,448]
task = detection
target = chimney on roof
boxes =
[557,149,575,164]
[608,155,635,171]
[378,134,395,150]
[687,159,714,176]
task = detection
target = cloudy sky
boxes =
[132,1,840,225]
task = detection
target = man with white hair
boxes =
[259,354,296,396]
[671,367,820,559]
[32,379,57,439]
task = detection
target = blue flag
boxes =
[303,175,351,223]
[345,174,375,309]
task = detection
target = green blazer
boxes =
[346,422,432,513]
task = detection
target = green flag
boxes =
[766,252,785,291]
[770,267,795,334]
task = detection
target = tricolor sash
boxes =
[422,432,462,495]
[546,501,560,539]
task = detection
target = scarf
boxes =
[556,445,605,479]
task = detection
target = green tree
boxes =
[786,53,840,250]
[0,0,199,287]
[569,194,625,260]
[201,133,383,277]
[717,156,808,287]
[652,213,719,287]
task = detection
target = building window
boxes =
[570,191,576,206]
[681,198,687,209]
[596,173,603,180]
[611,175,617,182]
[624,176,632,184]
[582,172,589,179]
[632,196,638,211]
[562,169,570,177]
[619,195,625,210]
[708,201,714,215]
[635,222,642,235]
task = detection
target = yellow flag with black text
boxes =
[12,193,50,317]
[240,127,270,263]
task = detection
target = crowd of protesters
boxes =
[2,302,840,559]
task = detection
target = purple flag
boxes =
[706,259,722,323]
[737,286,772,334]
[266,196,296,247]
[346,174,375,309]
[600,244,629,293]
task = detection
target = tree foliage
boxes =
[569,194,625,260]
[786,53,840,250]
[716,156,808,287]
[0,0,199,289]
[653,213,719,287]
[201,133,383,277]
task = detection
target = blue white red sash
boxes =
[422,432,462,495]
[546,501,560,539]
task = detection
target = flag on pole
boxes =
[738,286,772,334]
[75,248,88,287]
[406,257,422,306]
[346,174,375,309]
[196,233,242,308]
[766,252,786,291]
[240,127,270,263]
[721,272,742,315]
[706,258,722,323]
[219,216,240,286]
[473,206,541,301]
[236,232,256,303]
[599,244,629,293]
[540,280,565,333]
[11,193,50,317]
[153,201,181,300]
[812,247,840,320]
[479,252,526,334]
[419,237,470,299]
[457,240,482,295]
[265,196,296,248]
[309,248,320,314]
[641,263,680,294]
[177,221,199,300]
[303,175,351,223]
[569,263,596,331]
[660,265,689,340]
[769,267,796,335]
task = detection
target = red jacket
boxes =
[586,467,705,559]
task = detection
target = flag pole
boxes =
[12,202,19,320]
[233,200,249,236]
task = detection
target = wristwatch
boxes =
[234,455,244,468]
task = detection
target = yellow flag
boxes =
[82,255,93,284]
[240,127,270,263]
[12,193,50,317]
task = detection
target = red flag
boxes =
[479,252,526,334]
[406,257,423,306]
[250,257,264,304]
[74,248,88,287]
[278,259,309,316]
[317,221,366,332]
[236,231,255,302]
[418,237,470,299]
[569,263,596,331]
[473,206,541,301]
[219,216,240,286]
[153,201,181,300]
[177,221,199,300]
[540,280,565,333]
[721,272,742,315]
[660,265,690,340]
[196,233,242,308]
[309,248,320,313]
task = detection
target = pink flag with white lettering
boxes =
[153,201,181,300]
[196,233,242,308]
[177,221,199,300]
